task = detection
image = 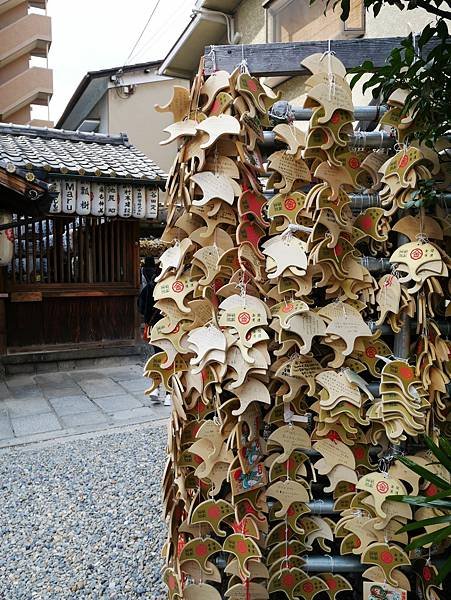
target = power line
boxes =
[122,0,162,68]
[129,0,193,64]
[130,4,190,63]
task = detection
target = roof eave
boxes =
[159,12,227,78]
[56,60,164,129]
[0,163,55,215]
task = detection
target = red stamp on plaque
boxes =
[399,154,409,168]
[238,312,251,325]
[365,346,377,358]
[376,480,389,494]
[348,157,360,169]
[410,248,423,260]
[172,281,184,293]
[284,197,297,211]
[282,303,294,313]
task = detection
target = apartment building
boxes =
[0,0,53,126]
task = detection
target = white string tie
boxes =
[281,223,313,243]
[208,45,217,72]
[239,43,248,73]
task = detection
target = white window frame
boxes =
[343,1,366,36]
[264,0,365,43]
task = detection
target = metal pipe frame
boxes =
[303,555,366,573]
[215,555,364,573]
[269,102,388,123]
[264,190,451,209]
[262,129,395,149]
[307,500,336,515]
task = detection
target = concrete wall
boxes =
[107,77,189,173]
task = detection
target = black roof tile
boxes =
[0,123,166,182]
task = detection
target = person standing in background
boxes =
[138,256,170,405]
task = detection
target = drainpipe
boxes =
[191,7,241,45]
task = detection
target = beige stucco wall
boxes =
[233,1,435,110]
[235,0,432,43]
[364,6,432,38]
[107,77,189,173]
[235,0,266,45]
[352,7,432,106]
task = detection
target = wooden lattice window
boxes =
[9,216,136,285]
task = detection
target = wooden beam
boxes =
[204,37,441,77]
[10,292,43,303]
[0,168,48,197]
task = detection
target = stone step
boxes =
[1,344,153,377]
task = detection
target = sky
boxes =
[47,0,197,123]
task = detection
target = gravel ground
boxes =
[0,423,168,600]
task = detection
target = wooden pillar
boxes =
[132,221,141,344]
[0,267,8,355]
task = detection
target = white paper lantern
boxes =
[105,184,118,217]
[91,183,106,216]
[49,179,62,213]
[76,180,91,216]
[132,185,146,219]
[118,185,132,218]
[145,187,159,219]
[62,180,76,214]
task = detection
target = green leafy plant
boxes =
[309,1,451,144]
[388,435,451,584]
[406,179,441,209]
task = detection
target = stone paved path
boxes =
[0,365,169,448]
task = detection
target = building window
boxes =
[265,0,365,43]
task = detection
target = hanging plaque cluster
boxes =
[145,53,451,599]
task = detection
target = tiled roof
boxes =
[0,123,166,182]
